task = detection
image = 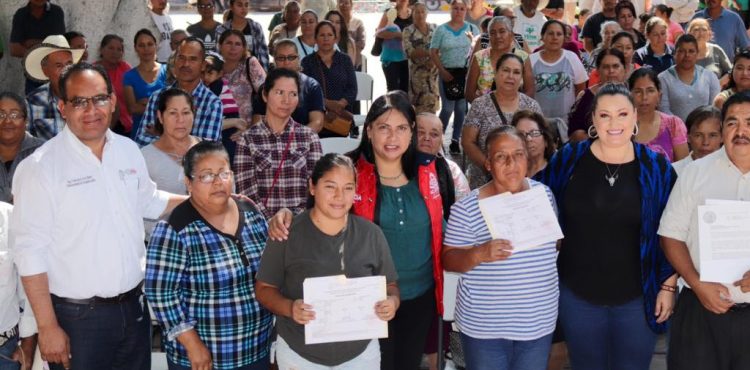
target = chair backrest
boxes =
[355,71,374,102]
[320,137,360,155]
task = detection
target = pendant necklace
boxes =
[604,163,621,187]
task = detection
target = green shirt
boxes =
[378,180,433,300]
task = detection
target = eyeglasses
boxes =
[0,111,25,122]
[197,3,214,9]
[519,129,543,139]
[67,94,111,110]
[275,54,298,62]
[192,170,233,184]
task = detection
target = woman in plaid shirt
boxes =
[145,141,273,370]
[234,68,323,219]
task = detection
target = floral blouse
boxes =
[225,57,266,123]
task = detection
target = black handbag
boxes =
[371,36,384,57]
[442,67,468,101]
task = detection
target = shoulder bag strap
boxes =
[489,93,508,125]
[263,122,296,208]
[316,55,329,100]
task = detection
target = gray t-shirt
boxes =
[257,211,398,366]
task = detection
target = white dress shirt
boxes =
[0,203,36,337]
[671,153,694,176]
[658,147,750,302]
[11,126,170,299]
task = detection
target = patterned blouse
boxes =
[403,23,439,113]
[225,57,266,124]
[234,118,322,219]
[145,199,273,369]
[463,92,542,188]
[472,48,528,98]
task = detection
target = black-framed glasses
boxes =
[520,130,543,139]
[192,170,233,184]
[197,3,214,9]
[67,94,111,110]
[0,111,25,122]
[275,54,299,62]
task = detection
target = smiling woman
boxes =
[536,83,678,370]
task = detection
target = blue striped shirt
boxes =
[444,180,559,341]
[135,82,223,147]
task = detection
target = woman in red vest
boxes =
[269,91,446,370]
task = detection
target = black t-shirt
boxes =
[581,12,616,48]
[559,149,643,305]
[10,3,65,44]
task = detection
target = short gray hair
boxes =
[488,16,513,32]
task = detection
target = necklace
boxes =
[379,172,403,180]
[604,163,621,187]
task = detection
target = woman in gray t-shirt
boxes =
[256,153,399,369]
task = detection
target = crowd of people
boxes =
[2,0,750,369]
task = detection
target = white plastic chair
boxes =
[320,137,360,155]
[354,71,374,127]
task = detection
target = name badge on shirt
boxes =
[66,176,96,187]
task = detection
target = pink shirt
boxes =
[645,112,688,162]
[97,60,133,132]
[667,21,684,46]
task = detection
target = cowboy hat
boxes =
[24,35,85,82]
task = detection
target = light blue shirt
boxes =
[692,8,749,60]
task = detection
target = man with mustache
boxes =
[658,91,750,370]
[133,37,223,147]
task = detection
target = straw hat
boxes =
[24,35,85,82]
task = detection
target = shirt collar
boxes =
[169,81,207,96]
[61,124,115,159]
[260,117,295,137]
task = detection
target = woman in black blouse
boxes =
[301,21,357,138]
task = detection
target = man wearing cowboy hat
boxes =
[25,35,84,141]
[10,0,66,93]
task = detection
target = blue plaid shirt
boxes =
[145,199,273,369]
[26,83,64,140]
[135,82,223,147]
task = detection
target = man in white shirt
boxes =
[0,202,36,370]
[11,63,186,370]
[149,0,173,63]
[513,0,547,50]
[658,92,750,370]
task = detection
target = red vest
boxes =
[352,156,444,315]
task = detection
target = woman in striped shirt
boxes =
[443,125,560,370]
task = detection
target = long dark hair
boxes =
[325,10,349,54]
[349,90,417,180]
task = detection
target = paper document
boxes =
[478,186,563,251]
[698,201,750,284]
[303,275,388,344]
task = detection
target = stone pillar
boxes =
[0,0,158,96]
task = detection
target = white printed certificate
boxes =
[303,275,388,344]
[478,186,563,251]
